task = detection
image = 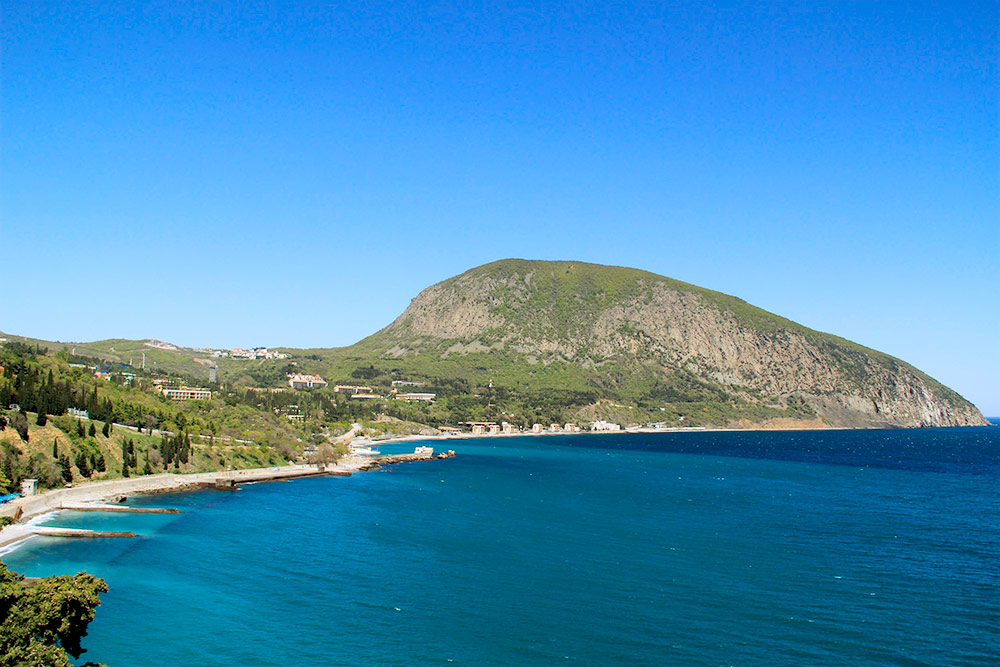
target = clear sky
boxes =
[2,1,997,414]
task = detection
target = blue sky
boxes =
[2,1,997,414]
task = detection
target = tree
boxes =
[52,440,59,458]
[35,411,47,427]
[75,452,91,479]
[0,561,108,666]
[101,422,110,438]
[310,443,339,467]
[58,455,72,483]
[88,423,96,438]
[12,413,29,442]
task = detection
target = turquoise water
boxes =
[4,427,998,666]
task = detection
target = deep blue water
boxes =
[4,427,999,666]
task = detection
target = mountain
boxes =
[3,259,988,429]
[328,259,987,428]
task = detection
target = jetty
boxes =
[59,504,180,514]
[359,449,456,471]
[30,527,138,539]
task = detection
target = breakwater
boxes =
[357,449,456,471]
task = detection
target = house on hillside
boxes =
[288,373,328,389]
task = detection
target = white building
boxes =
[395,393,436,402]
[159,386,212,401]
[591,420,621,431]
[288,373,328,389]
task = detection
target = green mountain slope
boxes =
[3,259,987,429]
[317,259,986,428]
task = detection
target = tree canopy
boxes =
[0,562,107,667]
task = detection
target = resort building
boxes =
[549,424,561,432]
[488,424,501,434]
[461,421,497,435]
[20,479,37,497]
[564,423,580,432]
[414,446,434,455]
[532,423,544,433]
[334,385,373,395]
[350,393,380,400]
[158,386,212,401]
[502,422,517,434]
[395,392,436,402]
[288,373,328,389]
[591,420,622,431]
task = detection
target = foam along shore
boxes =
[0,457,371,551]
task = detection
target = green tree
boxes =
[101,422,110,438]
[52,440,58,458]
[75,452,91,479]
[58,455,72,483]
[12,413,29,442]
[0,561,108,666]
[88,423,96,438]
[35,411,47,427]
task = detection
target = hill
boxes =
[318,259,987,428]
[3,259,988,429]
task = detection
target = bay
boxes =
[4,427,998,666]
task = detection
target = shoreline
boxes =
[0,457,370,553]
[373,423,859,446]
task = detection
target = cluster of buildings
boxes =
[213,347,289,360]
[451,421,618,435]
[333,384,436,402]
[145,339,178,351]
[69,362,138,386]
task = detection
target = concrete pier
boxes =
[359,449,456,471]
[60,504,181,514]
[31,527,138,539]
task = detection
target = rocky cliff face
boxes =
[362,259,987,428]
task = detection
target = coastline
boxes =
[374,422,848,446]
[0,457,370,553]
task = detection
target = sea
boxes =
[4,425,998,666]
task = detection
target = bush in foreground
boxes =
[0,562,107,666]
